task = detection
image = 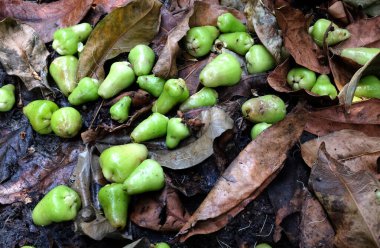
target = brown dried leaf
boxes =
[89,0,133,24]
[328,1,349,24]
[328,54,358,90]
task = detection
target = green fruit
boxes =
[49,55,79,96]
[340,47,380,65]
[123,159,165,195]
[50,107,82,138]
[136,75,165,97]
[250,122,272,139]
[242,95,286,123]
[200,53,242,87]
[311,74,338,99]
[21,246,35,248]
[152,78,189,114]
[0,84,16,112]
[179,87,218,112]
[354,75,380,99]
[98,183,130,229]
[217,12,247,33]
[130,113,169,143]
[185,26,219,57]
[309,18,350,47]
[256,243,272,248]
[23,100,59,134]
[99,144,148,183]
[69,23,92,42]
[32,185,81,226]
[287,67,317,91]
[68,77,100,105]
[217,32,254,55]
[110,96,132,123]
[98,62,136,99]
[128,45,155,76]
[155,242,171,248]
[52,23,92,55]
[166,118,190,149]
[245,45,276,74]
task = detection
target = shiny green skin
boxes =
[99,144,148,183]
[287,67,317,91]
[311,75,337,100]
[68,77,99,105]
[250,122,272,139]
[32,185,81,226]
[155,242,171,248]
[23,100,59,134]
[136,75,165,97]
[70,23,92,41]
[98,62,136,99]
[131,113,169,143]
[200,53,242,87]
[0,84,15,112]
[245,45,276,74]
[51,107,82,138]
[217,13,247,33]
[179,87,218,112]
[110,96,132,123]
[98,183,130,229]
[242,95,286,124]
[123,159,165,195]
[166,118,190,149]
[152,78,189,114]
[340,47,380,65]
[309,19,350,47]
[217,32,254,55]
[128,45,155,76]
[49,55,79,96]
[52,23,92,55]
[354,75,380,99]
[256,243,272,248]
[185,26,219,57]
[20,246,35,248]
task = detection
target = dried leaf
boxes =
[77,0,162,80]
[0,0,92,42]
[328,54,358,91]
[328,1,349,24]
[310,143,380,248]
[220,0,246,11]
[0,18,52,95]
[122,238,151,248]
[89,0,134,24]
[178,105,307,241]
[343,0,377,8]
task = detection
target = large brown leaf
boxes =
[178,104,307,241]
[77,0,162,80]
[89,0,134,24]
[310,144,380,248]
[0,0,92,42]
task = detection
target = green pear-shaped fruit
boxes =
[256,244,272,248]
[217,32,254,55]
[340,47,380,65]
[68,77,100,105]
[245,45,276,74]
[128,45,155,76]
[311,75,338,99]
[99,144,148,183]
[0,84,16,112]
[50,107,82,138]
[98,62,136,99]
[155,242,171,248]
[52,23,92,55]
[130,113,169,143]
[32,185,81,226]
[123,159,165,195]
[49,55,79,96]
[69,23,92,42]
[152,78,189,114]
[354,75,380,99]
[242,95,286,123]
[166,118,190,149]
[250,122,272,139]
[23,100,59,134]
[98,183,130,229]
[179,87,218,112]
[136,75,165,97]
[200,53,242,87]
[309,18,350,47]
[110,96,132,123]
[185,26,219,57]
[217,12,247,33]
[287,67,317,91]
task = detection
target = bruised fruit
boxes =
[242,95,286,124]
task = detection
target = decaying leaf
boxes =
[77,0,162,80]
[328,54,358,91]
[328,1,349,24]
[310,144,380,248]
[89,0,134,24]
[0,18,52,95]
[178,104,307,241]
[122,238,151,248]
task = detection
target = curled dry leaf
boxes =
[328,54,358,91]
[310,143,380,248]
[89,0,134,24]
[178,104,307,241]
[328,1,350,24]
[122,238,151,248]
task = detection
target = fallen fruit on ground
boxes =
[23,100,59,134]
[0,84,15,112]
[242,95,286,123]
[51,107,82,138]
